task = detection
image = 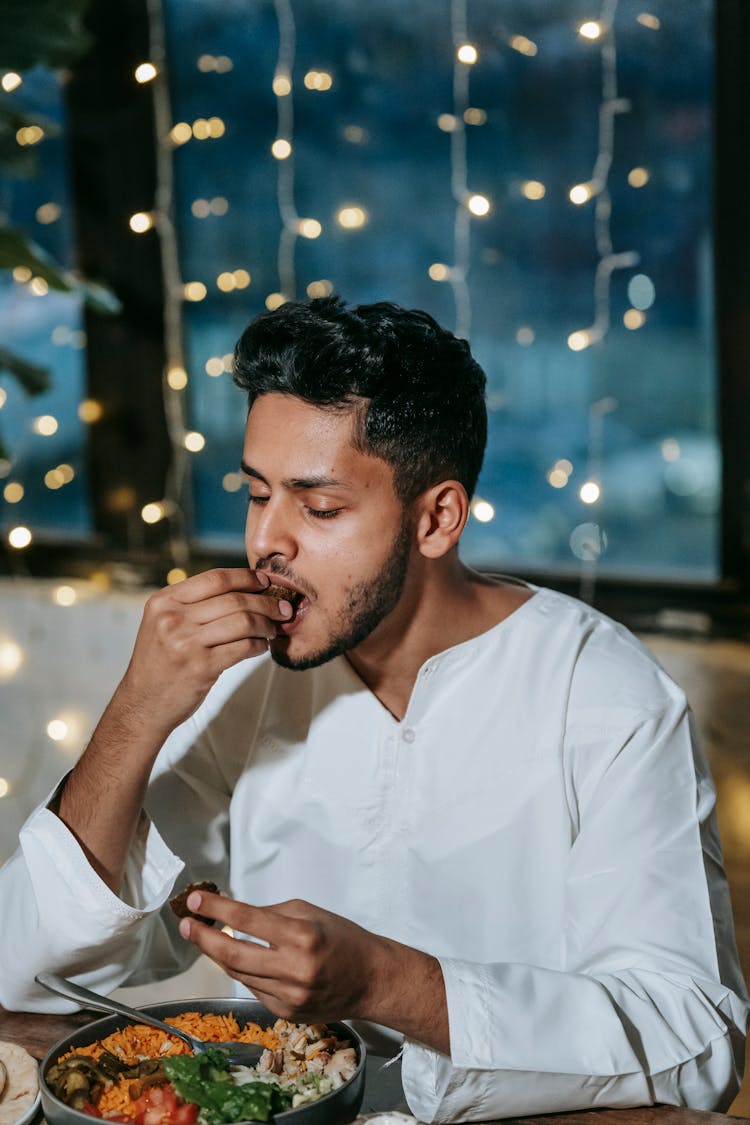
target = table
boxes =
[1,1006,748,1125]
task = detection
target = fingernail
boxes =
[279,600,292,617]
[179,918,191,938]
[186,891,202,911]
[257,572,270,587]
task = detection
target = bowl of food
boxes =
[41,998,365,1125]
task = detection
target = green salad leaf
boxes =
[163,1051,293,1124]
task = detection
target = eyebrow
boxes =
[240,461,352,490]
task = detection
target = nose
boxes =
[245,496,297,565]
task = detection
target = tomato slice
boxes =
[81,1104,102,1118]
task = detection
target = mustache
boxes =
[255,558,317,602]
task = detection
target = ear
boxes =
[414,480,470,559]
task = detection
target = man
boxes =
[0,297,747,1123]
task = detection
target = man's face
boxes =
[242,393,413,670]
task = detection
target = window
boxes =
[2,0,748,615]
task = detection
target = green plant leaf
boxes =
[0,346,49,394]
[0,226,122,312]
[0,0,93,69]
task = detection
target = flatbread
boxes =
[0,1042,39,1125]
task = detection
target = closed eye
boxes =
[306,507,342,519]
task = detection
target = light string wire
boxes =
[145,0,192,573]
[274,0,299,301]
[578,0,636,602]
[449,0,473,340]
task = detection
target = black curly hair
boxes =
[233,295,487,505]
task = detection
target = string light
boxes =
[636,13,660,30]
[183,431,206,452]
[1,72,22,92]
[443,0,475,339]
[456,43,478,64]
[141,501,166,524]
[53,585,77,606]
[46,718,68,742]
[36,203,61,224]
[516,326,535,346]
[336,206,367,229]
[8,527,32,549]
[0,640,24,678]
[272,0,306,301]
[521,180,546,200]
[508,35,537,57]
[471,498,495,522]
[135,62,158,83]
[0,779,9,799]
[567,0,639,350]
[32,414,58,435]
[78,399,104,423]
[627,166,649,188]
[580,481,601,503]
[129,211,154,233]
[623,308,645,329]
[3,482,23,503]
[29,277,49,296]
[167,567,187,584]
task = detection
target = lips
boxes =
[264,582,304,610]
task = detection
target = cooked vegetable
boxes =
[163,1053,291,1124]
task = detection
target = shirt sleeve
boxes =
[401,679,749,1122]
[0,664,248,1012]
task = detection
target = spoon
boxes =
[35,972,264,1068]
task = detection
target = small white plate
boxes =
[12,1088,41,1125]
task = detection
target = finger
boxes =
[189,591,295,627]
[208,637,271,673]
[168,568,270,606]
[183,891,306,949]
[178,916,281,982]
[198,611,281,649]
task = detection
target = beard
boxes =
[269,514,413,672]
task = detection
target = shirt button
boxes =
[402,728,416,744]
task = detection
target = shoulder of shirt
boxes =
[530,585,688,718]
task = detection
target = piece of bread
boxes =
[169,880,219,926]
[265,583,303,607]
[0,1042,39,1125]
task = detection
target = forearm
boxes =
[361,936,449,1054]
[56,683,169,893]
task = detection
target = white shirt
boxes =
[1,587,747,1123]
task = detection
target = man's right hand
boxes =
[118,568,292,740]
[56,568,290,892]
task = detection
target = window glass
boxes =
[165,0,717,575]
[0,66,91,542]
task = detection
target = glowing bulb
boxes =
[78,399,103,423]
[508,35,537,56]
[304,70,333,91]
[53,585,77,606]
[141,502,165,524]
[273,73,292,96]
[192,118,210,139]
[36,203,61,224]
[467,194,491,216]
[33,414,58,435]
[205,357,224,376]
[569,183,593,205]
[217,272,236,292]
[628,166,650,188]
[210,197,229,215]
[167,568,187,585]
[183,431,206,452]
[336,207,367,229]
[58,464,74,484]
[222,472,243,492]
[0,779,9,798]
[437,114,459,132]
[271,138,292,159]
[215,56,233,73]
[471,499,495,523]
[1,72,22,92]
[8,526,32,549]
[0,641,24,678]
[556,459,574,475]
[624,308,646,330]
[3,482,23,503]
[222,354,234,371]
[208,117,225,137]
[44,469,64,490]
[457,44,478,64]
[661,439,681,462]
[29,277,49,296]
[579,481,601,504]
[627,273,655,310]
[429,263,450,281]
[167,366,188,390]
[306,280,333,298]
[342,125,368,144]
[134,62,158,83]
[567,330,591,352]
[298,218,322,238]
[0,388,6,407]
[637,13,660,30]
[463,108,487,125]
[170,122,192,145]
[516,327,535,346]
[547,469,569,489]
[183,282,207,301]
[579,21,603,40]
[12,266,31,283]
[46,718,68,742]
[521,180,546,200]
[233,269,251,288]
[265,293,286,311]
[129,212,153,233]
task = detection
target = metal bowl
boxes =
[40,997,366,1125]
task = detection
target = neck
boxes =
[346,552,532,720]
